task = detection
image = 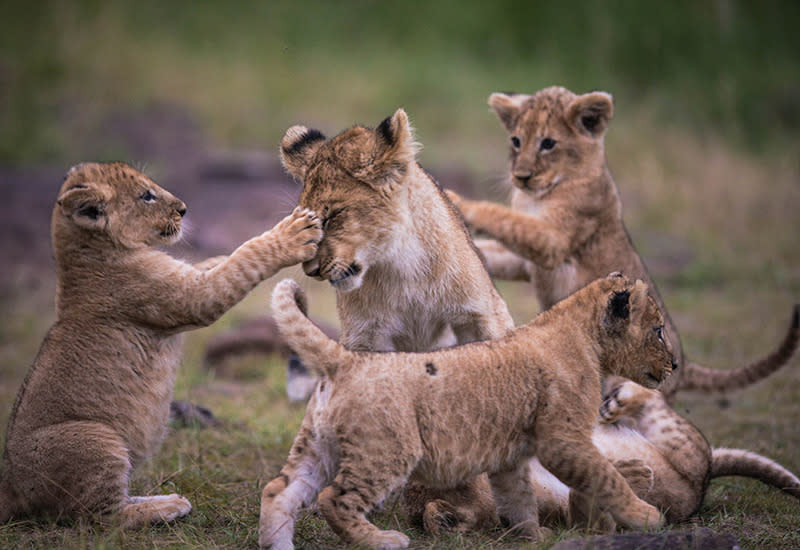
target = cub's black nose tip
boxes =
[178,206,187,217]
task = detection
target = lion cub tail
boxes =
[679,304,799,394]
[711,447,800,500]
[271,278,349,379]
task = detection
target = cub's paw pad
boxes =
[599,381,637,423]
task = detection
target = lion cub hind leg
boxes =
[317,450,419,550]
[259,421,329,550]
[9,421,186,526]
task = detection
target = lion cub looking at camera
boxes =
[261,274,673,549]
[0,162,321,527]
[447,86,799,401]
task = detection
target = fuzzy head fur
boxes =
[280,109,422,292]
[489,87,613,196]
[55,162,187,250]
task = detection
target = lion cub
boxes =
[447,86,798,401]
[267,109,516,535]
[279,108,514,352]
[534,375,800,529]
[260,274,673,549]
[0,162,321,527]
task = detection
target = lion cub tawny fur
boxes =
[447,86,799,401]
[280,108,514,352]
[266,109,516,537]
[0,162,322,527]
[260,274,674,549]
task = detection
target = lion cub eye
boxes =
[510,136,521,149]
[322,208,342,230]
[655,326,664,341]
[141,190,157,203]
[540,138,556,151]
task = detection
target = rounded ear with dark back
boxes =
[280,126,327,181]
[57,184,109,230]
[567,91,614,137]
[489,92,531,133]
[352,108,421,187]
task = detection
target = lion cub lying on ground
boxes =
[0,162,321,527]
[541,375,800,529]
[260,274,674,549]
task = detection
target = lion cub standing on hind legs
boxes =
[0,162,322,527]
[262,274,673,549]
[258,109,516,547]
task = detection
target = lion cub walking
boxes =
[261,274,674,549]
[0,162,321,527]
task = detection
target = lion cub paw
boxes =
[272,207,323,266]
[360,529,410,550]
[599,378,645,423]
[119,494,192,528]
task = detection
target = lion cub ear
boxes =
[280,126,327,181]
[567,91,614,137]
[57,183,110,230]
[362,108,421,186]
[489,92,530,132]
[628,279,651,325]
[603,279,650,333]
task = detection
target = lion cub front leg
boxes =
[538,438,663,531]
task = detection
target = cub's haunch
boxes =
[0,162,321,527]
[260,273,673,549]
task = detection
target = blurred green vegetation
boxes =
[1,0,799,164]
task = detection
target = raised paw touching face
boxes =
[272,207,323,267]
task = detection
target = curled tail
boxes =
[270,279,350,379]
[711,448,800,500]
[679,304,799,393]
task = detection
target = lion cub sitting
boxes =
[261,274,673,549]
[0,162,321,527]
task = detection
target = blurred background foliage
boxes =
[2,0,799,164]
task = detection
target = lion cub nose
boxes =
[177,204,187,217]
